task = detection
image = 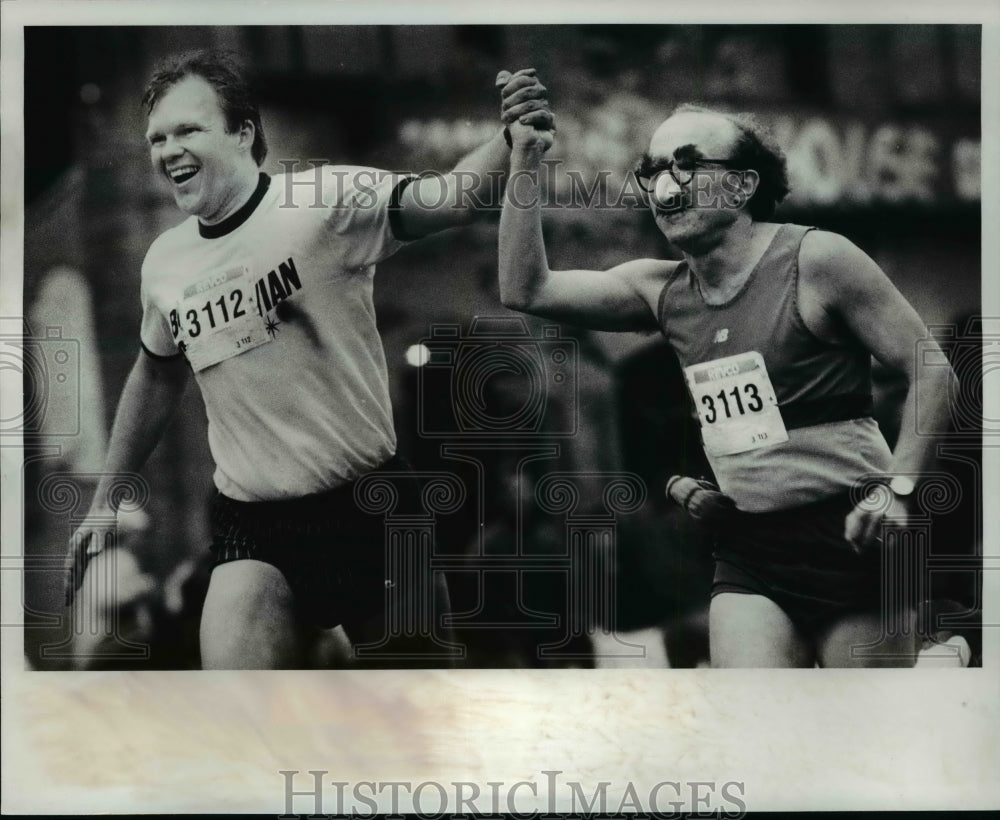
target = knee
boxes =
[818,612,917,668]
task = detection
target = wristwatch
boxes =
[888,475,916,498]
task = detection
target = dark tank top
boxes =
[657,223,891,512]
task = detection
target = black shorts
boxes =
[208,455,423,629]
[710,493,894,638]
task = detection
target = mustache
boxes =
[652,192,690,216]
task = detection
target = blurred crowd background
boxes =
[19,24,983,669]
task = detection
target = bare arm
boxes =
[395,130,510,238]
[498,121,663,332]
[799,230,956,546]
[394,68,554,238]
[65,350,189,601]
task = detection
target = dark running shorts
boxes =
[711,492,896,638]
[208,455,422,629]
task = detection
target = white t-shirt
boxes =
[140,166,412,501]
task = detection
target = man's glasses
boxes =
[634,154,742,191]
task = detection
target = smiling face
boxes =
[145,74,257,224]
[645,111,750,249]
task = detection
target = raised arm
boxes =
[64,350,189,603]
[393,69,554,238]
[798,230,956,547]
[498,117,664,332]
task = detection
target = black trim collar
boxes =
[199,173,271,239]
[141,341,183,361]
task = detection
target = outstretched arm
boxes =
[64,350,189,603]
[498,117,663,332]
[393,69,553,238]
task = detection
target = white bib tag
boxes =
[684,351,789,456]
[173,264,271,372]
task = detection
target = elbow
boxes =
[927,356,957,394]
[944,361,959,404]
[499,282,535,313]
[500,291,528,313]
[498,262,548,314]
[497,271,522,310]
[911,354,957,415]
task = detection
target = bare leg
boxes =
[200,560,302,669]
[710,592,813,668]
[816,610,917,668]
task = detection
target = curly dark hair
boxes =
[671,103,790,220]
[141,50,268,166]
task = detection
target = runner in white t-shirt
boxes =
[65,50,553,669]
